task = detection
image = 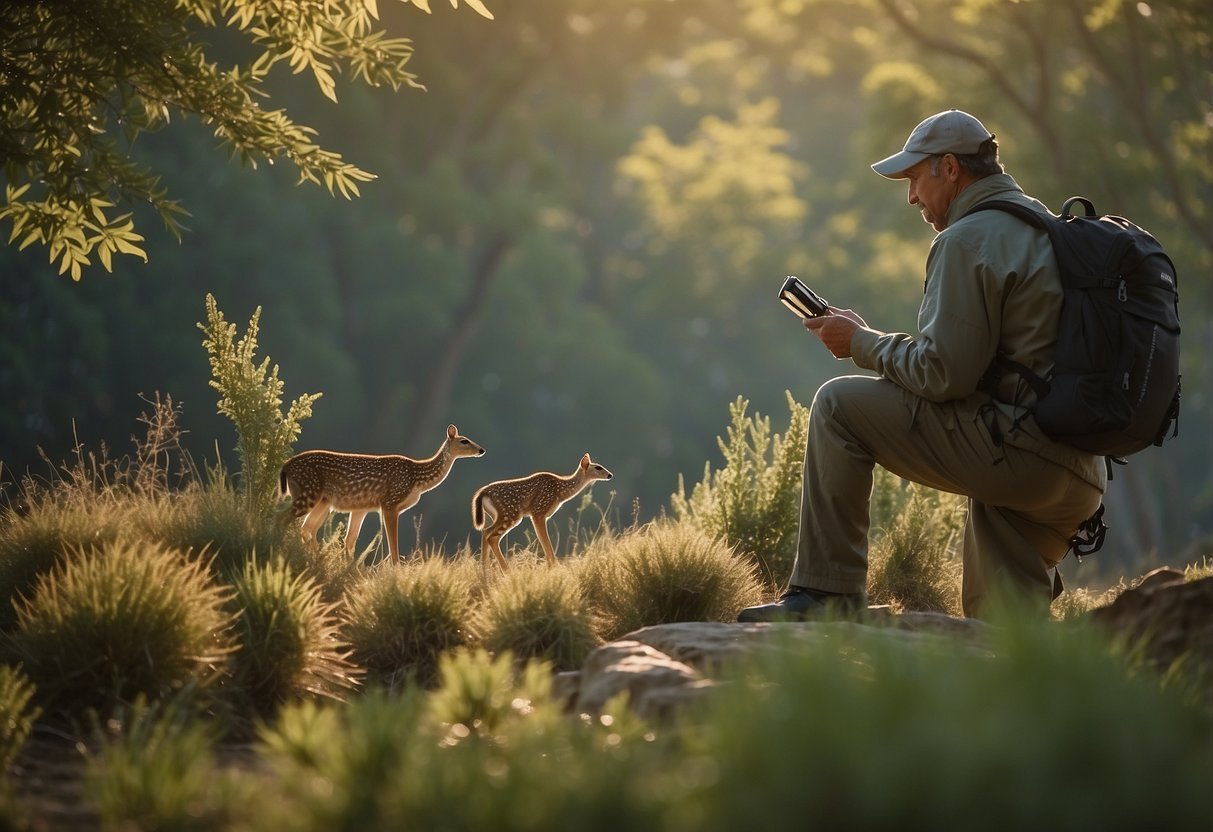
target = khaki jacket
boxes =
[850,173,1107,491]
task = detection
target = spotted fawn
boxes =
[280,424,485,561]
[471,452,613,578]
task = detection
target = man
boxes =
[738,109,1106,621]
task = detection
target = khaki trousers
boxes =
[790,376,1104,617]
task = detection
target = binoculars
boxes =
[779,275,830,318]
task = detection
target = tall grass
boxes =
[341,555,478,690]
[576,519,765,641]
[6,540,233,720]
[671,392,808,588]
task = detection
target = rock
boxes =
[574,617,991,719]
[1089,573,1213,673]
[573,639,707,720]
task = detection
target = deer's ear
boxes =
[580,453,591,469]
[448,424,458,438]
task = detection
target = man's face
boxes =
[904,156,960,232]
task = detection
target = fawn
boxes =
[280,424,485,561]
[471,452,613,578]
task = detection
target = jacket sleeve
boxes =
[849,232,1001,402]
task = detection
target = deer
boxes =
[280,424,485,562]
[471,452,613,579]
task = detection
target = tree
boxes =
[0,0,492,279]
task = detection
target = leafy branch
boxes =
[0,0,493,278]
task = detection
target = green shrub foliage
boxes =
[477,558,598,671]
[227,558,359,719]
[199,294,321,517]
[83,699,248,831]
[671,392,808,587]
[867,470,965,614]
[8,540,232,719]
[342,556,478,690]
[578,519,764,641]
[0,665,39,772]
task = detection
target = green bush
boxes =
[576,519,765,641]
[227,558,359,721]
[477,556,598,671]
[6,540,232,719]
[254,694,424,829]
[83,700,249,831]
[427,648,552,737]
[671,392,808,587]
[866,472,965,614]
[341,556,478,690]
[149,476,307,578]
[679,616,1212,830]
[0,497,128,632]
[251,653,659,832]
[0,665,39,772]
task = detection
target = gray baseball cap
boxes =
[871,109,994,179]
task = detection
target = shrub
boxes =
[0,497,129,632]
[252,653,665,831]
[254,693,432,829]
[83,699,248,831]
[148,475,307,578]
[7,540,233,719]
[198,294,321,518]
[0,665,39,772]
[867,474,964,615]
[682,615,1213,830]
[341,556,477,690]
[427,648,552,737]
[671,392,808,587]
[476,556,598,671]
[226,558,359,721]
[577,519,764,641]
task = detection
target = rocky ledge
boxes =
[555,572,1212,720]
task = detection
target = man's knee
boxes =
[810,375,899,428]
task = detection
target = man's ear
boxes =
[941,153,962,182]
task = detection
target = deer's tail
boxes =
[472,491,485,530]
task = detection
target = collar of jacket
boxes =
[945,173,1030,228]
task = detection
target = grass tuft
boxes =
[576,518,765,640]
[341,555,478,690]
[227,558,359,720]
[7,540,233,720]
[476,556,598,671]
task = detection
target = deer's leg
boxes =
[531,515,557,566]
[382,494,421,563]
[485,523,511,572]
[382,508,401,562]
[344,510,369,553]
[300,499,332,541]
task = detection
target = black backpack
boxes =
[966,196,1181,460]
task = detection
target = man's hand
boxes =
[804,307,868,359]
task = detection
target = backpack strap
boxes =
[964,199,1059,426]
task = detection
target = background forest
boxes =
[2,0,1210,582]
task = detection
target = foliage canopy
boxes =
[0,0,492,279]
